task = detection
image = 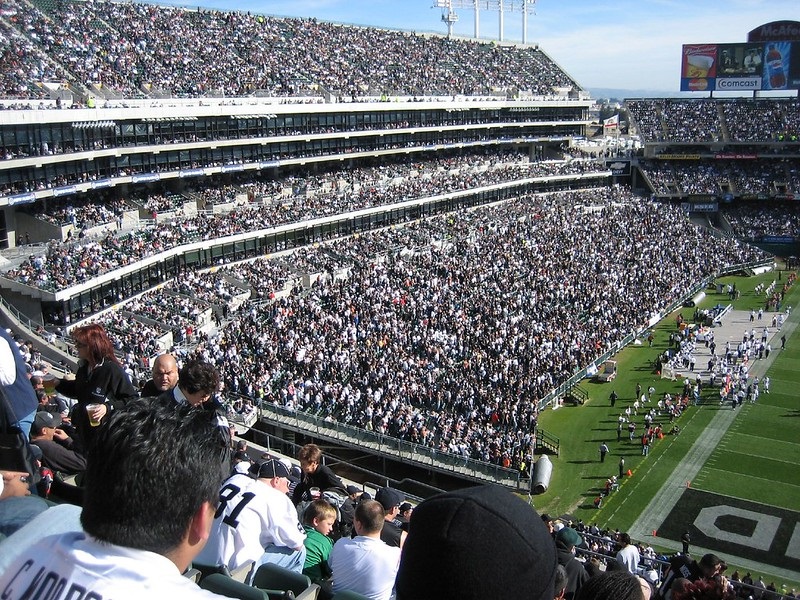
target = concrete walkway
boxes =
[625,308,798,582]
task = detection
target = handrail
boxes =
[245,398,525,490]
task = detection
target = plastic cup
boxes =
[42,373,57,393]
[86,403,103,427]
[310,487,321,499]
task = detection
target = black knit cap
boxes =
[395,485,558,600]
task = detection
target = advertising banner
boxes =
[606,160,631,176]
[716,43,763,91]
[681,44,717,91]
[681,41,799,91]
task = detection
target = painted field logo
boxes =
[658,489,800,572]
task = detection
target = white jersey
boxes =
[330,535,401,600]
[0,532,226,600]
[196,473,306,572]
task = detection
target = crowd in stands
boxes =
[639,160,798,198]
[0,17,62,99]
[723,202,800,241]
[91,310,167,369]
[124,288,211,336]
[2,152,609,291]
[0,0,578,100]
[0,129,588,197]
[26,196,127,229]
[173,186,766,467]
[626,98,799,144]
[216,258,296,301]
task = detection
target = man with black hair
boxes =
[0,397,231,598]
[656,552,726,600]
[615,532,640,575]
[161,359,221,408]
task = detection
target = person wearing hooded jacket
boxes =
[555,526,589,600]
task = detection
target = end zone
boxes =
[658,488,800,572]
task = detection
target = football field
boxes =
[536,270,800,589]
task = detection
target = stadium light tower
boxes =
[432,0,537,44]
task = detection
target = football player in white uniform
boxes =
[197,458,307,583]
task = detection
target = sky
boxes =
[141,0,799,93]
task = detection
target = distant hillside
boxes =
[588,87,689,101]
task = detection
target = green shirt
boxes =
[302,525,333,582]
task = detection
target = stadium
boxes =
[0,0,798,597]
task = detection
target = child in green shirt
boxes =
[302,499,336,583]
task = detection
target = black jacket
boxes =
[292,463,346,504]
[556,541,589,600]
[58,358,138,448]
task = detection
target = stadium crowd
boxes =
[639,160,799,198]
[168,186,766,467]
[626,98,799,144]
[2,152,608,291]
[723,203,800,241]
[0,0,577,100]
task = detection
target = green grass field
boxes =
[533,268,800,590]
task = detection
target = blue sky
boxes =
[142,0,798,92]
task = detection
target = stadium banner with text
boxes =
[681,41,799,91]
[606,160,631,176]
[656,154,702,160]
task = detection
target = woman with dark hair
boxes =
[52,324,138,450]
[574,570,649,600]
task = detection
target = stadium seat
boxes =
[200,573,269,600]
[182,567,201,583]
[191,561,232,582]
[252,563,312,598]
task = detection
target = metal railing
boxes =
[250,399,526,490]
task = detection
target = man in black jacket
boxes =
[29,411,86,474]
[291,443,346,505]
[554,526,589,600]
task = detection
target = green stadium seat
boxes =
[200,573,269,600]
[252,563,312,598]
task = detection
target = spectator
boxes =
[301,499,336,584]
[329,499,401,600]
[292,443,347,504]
[0,327,38,440]
[395,485,558,600]
[657,553,727,600]
[0,469,48,538]
[51,324,138,450]
[140,353,179,397]
[555,526,590,600]
[197,458,306,581]
[616,532,641,575]
[28,411,86,475]
[0,397,231,598]
[375,487,407,549]
[160,359,220,409]
[574,570,648,600]
[397,502,413,532]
